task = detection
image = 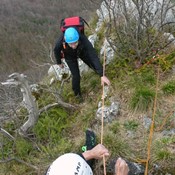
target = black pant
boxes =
[65,59,81,96]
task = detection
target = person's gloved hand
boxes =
[101,76,110,86]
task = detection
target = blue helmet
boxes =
[64,27,79,43]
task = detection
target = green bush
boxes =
[159,51,175,71]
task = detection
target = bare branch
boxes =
[0,157,38,170]
[103,0,175,62]
[2,73,39,135]
[0,127,15,140]
[39,102,77,115]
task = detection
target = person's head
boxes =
[64,27,79,49]
[45,153,93,175]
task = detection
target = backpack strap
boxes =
[62,42,66,49]
[80,17,95,33]
[80,17,90,28]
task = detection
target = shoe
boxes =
[82,129,96,169]
[82,129,96,152]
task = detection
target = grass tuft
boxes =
[124,119,139,131]
[130,87,155,111]
[162,80,175,95]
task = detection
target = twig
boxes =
[0,157,38,170]
[39,102,77,115]
[0,127,15,140]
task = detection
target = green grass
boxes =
[109,121,121,134]
[135,68,156,86]
[2,32,175,175]
[33,108,69,144]
[130,87,155,111]
[15,138,33,158]
[124,119,139,131]
[103,131,130,157]
[162,80,175,95]
[156,149,173,160]
[152,136,175,163]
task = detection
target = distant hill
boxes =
[0,0,102,82]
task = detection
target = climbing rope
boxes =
[100,46,164,174]
[144,65,160,175]
[136,66,160,174]
[155,110,174,132]
[101,42,107,175]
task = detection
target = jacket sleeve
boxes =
[81,35,103,77]
[54,34,64,64]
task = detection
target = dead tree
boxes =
[1,73,76,136]
[2,73,39,135]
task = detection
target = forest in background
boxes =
[0,0,102,82]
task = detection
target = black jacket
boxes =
[54,33,103,76]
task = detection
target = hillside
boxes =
[0,0,102,82]
[1,0,175,175]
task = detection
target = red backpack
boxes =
[60,16,89,34]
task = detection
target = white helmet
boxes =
[46,153,93,175]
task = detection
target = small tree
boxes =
[102,0,175,63]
